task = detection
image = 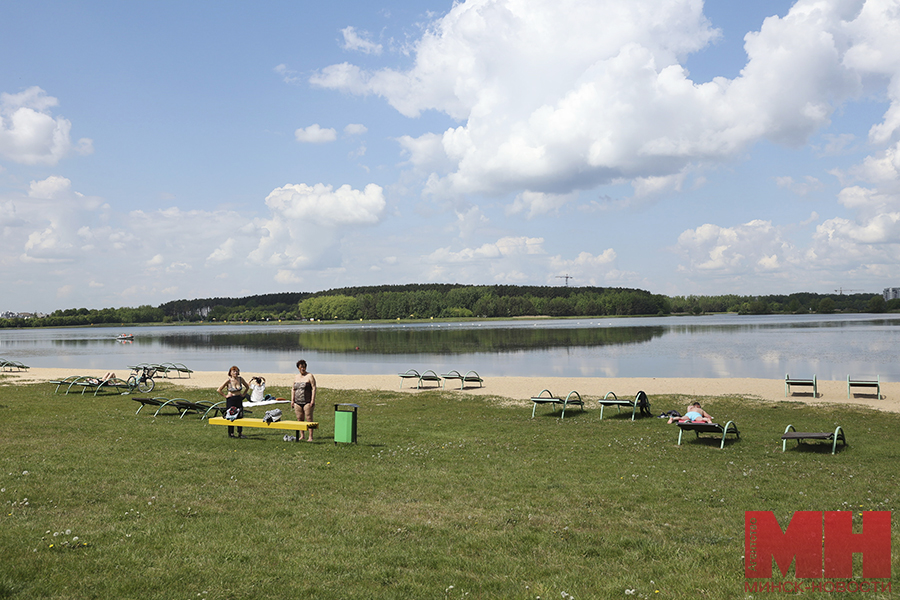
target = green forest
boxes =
[2,284,897,328]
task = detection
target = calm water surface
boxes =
[1,314,898,380]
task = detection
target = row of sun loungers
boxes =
[530,389,847,453]
[398,369,484,390]
[680,422,845,454]
[128,362,193,378]
[0,359,29,372]
[785,373,883,399]
[531,389,653,420]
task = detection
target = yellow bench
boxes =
[208,417,318,441]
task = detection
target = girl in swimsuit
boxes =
[291,359,317,441]
[668,402,713,424]
[217,365,249,438]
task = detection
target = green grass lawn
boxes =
[1,379,897,599]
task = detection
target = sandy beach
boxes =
[8,367,898,413]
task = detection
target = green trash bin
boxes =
[334,403,358,444]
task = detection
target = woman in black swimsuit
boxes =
[291,359,317,441]
[217,365,249,438]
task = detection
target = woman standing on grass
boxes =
[291,359,316,442]
[217,365,249,438]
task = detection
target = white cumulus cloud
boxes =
[676,219,794,275]
[251,182,386,271]
[294,124,338,143]
[312,0,900,202]
[0,87,93,165]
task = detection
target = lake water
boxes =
[1,314,898,380]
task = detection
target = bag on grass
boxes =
[635,390,652,417]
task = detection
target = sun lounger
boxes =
[677,421,740,449]
[781,424,846,454]
[0,359,29,372]
[51,375,86,394]
[785,374,817,397]
[530,389,584,419]
[172,399,218,419]
[132,396,184,416]
[416,370,442,389]
[440,370,484,389]
[847,375,880,399]
[398,369,421,389]
[57,375,128,396]
[156,362,194,378]
[596,391,651,420]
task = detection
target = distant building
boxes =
[884,287,900,301]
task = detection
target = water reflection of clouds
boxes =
[3,314,900,379]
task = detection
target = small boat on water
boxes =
[116,333,134,341]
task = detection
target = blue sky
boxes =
[2,0,900,312]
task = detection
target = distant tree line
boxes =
[2,284,897,328]
[668,292,897,315]
[297,286,669,320]
[0,305,165,328]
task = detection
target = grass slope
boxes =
[1,380,897,599]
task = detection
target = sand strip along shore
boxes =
[7,368,899,413]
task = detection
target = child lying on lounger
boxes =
[667,402,713,424]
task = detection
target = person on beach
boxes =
[291,360,316,442]
[218,366,249,438]
[87,372,117,385]
[668,402,713,424]
[248,376,266,403]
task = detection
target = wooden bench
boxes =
[847,375,880,399]
[530,389,583,419]
[785,374,817,397]
[676,421,740,449]
[782,424,846,454]
[208,417,318,441]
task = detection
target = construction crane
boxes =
[556,274,573,286]
[834,288,863,295]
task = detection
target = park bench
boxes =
[781,424,847,454]
[208,417,318,441]
[785,374,817,397]
[847,375,880,399]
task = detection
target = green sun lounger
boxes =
[677,421,740,449]
[530,389,583,419]
[781,424,846,454]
